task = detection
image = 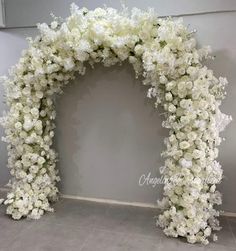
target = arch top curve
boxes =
[0,4,232,245]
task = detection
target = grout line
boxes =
[1,9,236,30]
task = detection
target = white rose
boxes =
[165,92,173,101]
[187,132,197,141]
[166,81,176,91]
[35,200,42,207]
[180,99,192,110]
[35,120,42,131]
[36,91,43,99]
[179,141,190,150]
[37,157,46,165]
[76,50,89,62]
[168,104,176,113]
[176,132,185,140]
[177,226,187,236]
[159,75,167,84]
[204,227,211,237]
[134,44,144,56]
[31,108,39,117]
[192,149,204,159]
[184,152,193,160]
[51,21,58,29]
[40,110,47,117]
[29,165,39,174]
[187,66,198,77]
[179,158,192,168]
[63,58,75,71]
[14,122,22,131]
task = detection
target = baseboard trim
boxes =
[221,211,236,217]
[61,193,158,208]
[0,187,8,192]
[1,187,236,217]
[60,194,236,218]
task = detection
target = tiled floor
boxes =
[0,194,236,251]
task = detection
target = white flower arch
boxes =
[0,4,232,244]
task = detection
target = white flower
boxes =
[134,44,144,56]
[51,21,58,29]
[177,226,187,236]
[179,158,192,168]
[36,91,44,99]
[179,141,190,149]
[147,87,157,98]
[159,75,167,84]
[204,227,212,237]
[63,58,75,71]
[168,104,176,113]
[14,122,22,131]
[165,92,173,101]
[213,234,218,241]
[0,4,231,245]
[37,157,46,165]
[31,108,39,117]
[187,132,197,141]
[23,117,33,131]
[35,120,42,131]
[187,235,197,244]
[192,149,204,159]
[180,99,192,110]
[215,110,232,132]
[29,165,39,174]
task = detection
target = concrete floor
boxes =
[0,194,236,251]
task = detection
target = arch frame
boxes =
[0,4,232,244]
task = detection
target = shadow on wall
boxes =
[54,62,167,204]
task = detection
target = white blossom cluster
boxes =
[0,4,232,244]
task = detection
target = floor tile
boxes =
[0,206,35,250]
[208,216,236,249]
[80,228,161,251]
[158,236,236,251]
[121,233,160,251]
[80,229,126,251]
[38,198,110,228]
[227,216,236,244]
[158,216,236,251]
[94,204,162,238]
[5,220,93,251]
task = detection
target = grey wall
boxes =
[0,0,5,27]
[55,64,166,204]
[4,0,236,27]
[0,0,235,212]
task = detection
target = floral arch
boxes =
[0,4,232,245]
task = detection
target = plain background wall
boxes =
[0,0,235,212]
